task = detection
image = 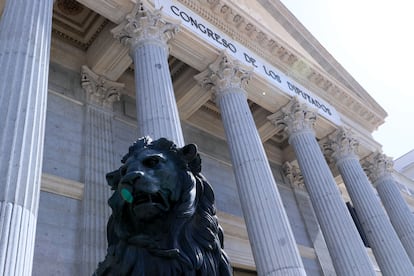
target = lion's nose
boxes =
[118,171,145,203]
[122,171,144,185]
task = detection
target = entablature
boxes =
[183,0,386,132]
[49,0,387,157]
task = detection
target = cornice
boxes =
[256,0,387,117]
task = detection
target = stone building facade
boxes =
[1,0,414,275]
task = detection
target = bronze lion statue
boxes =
[94,137,232,276]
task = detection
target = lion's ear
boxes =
[179,143,198,163]
[106,169,121,189]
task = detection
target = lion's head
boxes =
[94,137,232,276]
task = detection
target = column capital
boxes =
[325,127,359,165]
[194,52,252,102]
[364,152,394,185]
[81,65,123,108]
[111,1,179,54]
[268,97,317,139]
[283,162,306,191]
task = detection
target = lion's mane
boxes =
[94,137,232,276]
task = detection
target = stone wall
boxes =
[33,192,82,276]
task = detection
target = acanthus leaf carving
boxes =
[111,1,179,53]
[326,127,359,164]
[194,51,252,104]
[363,152,394,185]
[283,162,306,191]
[268,97,317,137]
[81,65,123,108]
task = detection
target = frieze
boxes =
[181,0,296,68]
[161,0,340,124]
[57,0,385,130]
[172,0,383,130]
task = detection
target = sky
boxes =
[280,0,414,159]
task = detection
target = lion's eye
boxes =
[142,156,160,168]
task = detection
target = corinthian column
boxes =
[326,128,413,275]
[269,98,376,276]
[365,153,414,264]
[0,0,53,275]
[195,53,306,276]
[112,2,184,146]
[283,162,337,276]
[80,66,123,274]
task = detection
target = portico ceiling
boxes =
[49,0,385,164]
[53,0,108,50]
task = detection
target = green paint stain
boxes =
[121,188,133,203]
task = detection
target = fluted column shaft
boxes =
[271,98,375,276]
[80,66,122,274]
[329,129,413,275]
[112,3,184,146]
[283,163,337,276]
[367,153,414,264]
[82,107,114,274]
[0,0,53,275]
[196,54,306,276]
